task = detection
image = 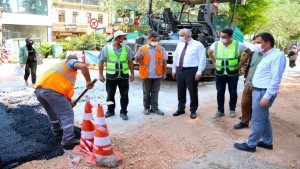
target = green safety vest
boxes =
[105,45,129,79]
[215,40,240,76]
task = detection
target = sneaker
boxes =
[230,110,237,118]
[105,111,115,118]
[257,141,273,150]
[152,109,164,116]
[25,80,28,87]
[234,143,256,152]
[32,83,36,88]
[120,114,128,120]
[213,111,225,119]
[233,122,249,130]
[143,109,150,115]
[52,128,63,137]
[61,138,80,146]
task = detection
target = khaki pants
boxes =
[241,82,252,124]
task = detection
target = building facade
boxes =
[52,0,108,42]
[0,0,52,42]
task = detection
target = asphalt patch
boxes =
[0,103,81,168]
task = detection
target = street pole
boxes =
[230,0,237,28]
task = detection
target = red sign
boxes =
[90,18,98,29]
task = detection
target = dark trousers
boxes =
[142,78,162,110]
[215,74,239,113]
[106,78,129,115]
[24,61,37,84]
[176,67,198,113]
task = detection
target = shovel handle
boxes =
[74,79,97,105]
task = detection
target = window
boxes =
[72,11,79,23]
[86,12,92,24]
[58,10,65,22]
[98,14,103,24]
[0,0,48,15]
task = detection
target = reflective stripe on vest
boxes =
[105,45,129,75]
[215,41,240,75]
[138,45,164,79]
[35,60,77,98]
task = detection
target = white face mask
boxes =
[120,40,128,45]
[214,3,218,7]
[150,42,158,46]
[179,36,185,42]
[220,38,228,43]
[253,43,265,53]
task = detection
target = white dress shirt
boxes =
[252,48,286,100]
[172,39,206,75]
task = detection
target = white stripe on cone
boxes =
[81,130,94,139]
[94,136,111,146]
[83,113,93,120]
[94,116,106,125]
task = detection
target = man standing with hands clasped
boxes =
[234,32,286,152]
[135,31,168,116]
[98,30,135,121]
[172,28,206,119]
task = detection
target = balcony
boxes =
[60,0,104,6]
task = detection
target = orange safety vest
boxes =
[35,60,77,99]
[138,45,164,79]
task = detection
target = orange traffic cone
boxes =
[79,101,95,152]
[93,104,114,156]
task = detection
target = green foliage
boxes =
[228,0,270,34]
[41,43,52,58]
[58,51,67,60]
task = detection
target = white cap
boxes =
[113,30,127,39]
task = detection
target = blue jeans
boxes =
[246,89,277,148]
[215,75,239,113]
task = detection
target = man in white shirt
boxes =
[234,32,286,152]
[172,28,206,119]
[207,28,252,119]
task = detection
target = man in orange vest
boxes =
[135,31,168,115]
[34,55,94,146]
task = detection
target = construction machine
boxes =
[134,0,246,79]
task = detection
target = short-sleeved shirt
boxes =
[98,45,133,62]
[209,40,249,75]
[247,52,263,87]
[66,59,79,72]
[134,44,168,78]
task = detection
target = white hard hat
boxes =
[113,30,127,39]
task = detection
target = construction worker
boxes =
[34,55,94,146]
[208,28,252,119]
[98,30,135,120]
[134,31,168,116]
[233,35,263,129]
[19,38,42,87]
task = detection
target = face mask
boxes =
[150,42,158,46]
[220,38,228,43]
[120,40,128,45]
[253,43,266,53]
[179,36,185,42]
[214,3,218,7]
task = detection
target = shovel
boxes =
[73,79,97,106]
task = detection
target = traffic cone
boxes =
[93,104,114,156]
[73,101,95,157]
[79,100,95,152]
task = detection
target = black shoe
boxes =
[120,114,128,120]
[105,111,115,118]
[234,143,256,152]
[61,138,80,146]
[190,112,197,119]
[173,110,185,116]
[257,141,273,150]
[233,122,249,130]
[52,128,63,137]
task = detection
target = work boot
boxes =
[230,110,237,118]
[213,111,225,119]
[52,128,63,137]
[143,109,150,115]
[120,114,128,120]
[152,109,164,116]
[61,138,80,146]
[25,80,28,87]
[105,111,115,118]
